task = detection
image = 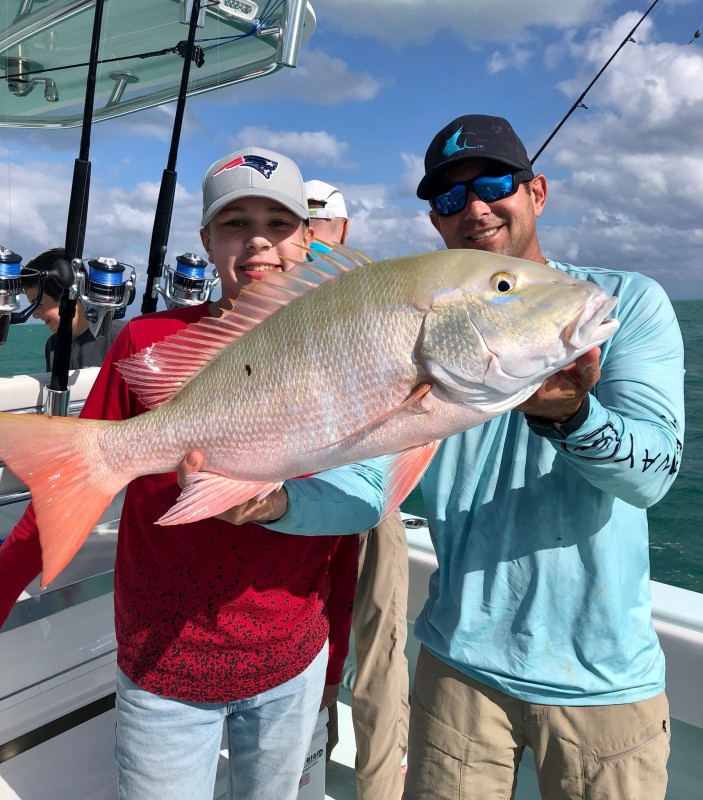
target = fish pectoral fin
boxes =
[156,472,283,526]
[381,439,441,520]
[312,382,434,452]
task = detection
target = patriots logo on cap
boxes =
[212,154,278,179]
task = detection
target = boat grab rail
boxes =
[0,489,30,507]
[1,570,114,633]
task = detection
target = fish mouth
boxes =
[467,291,619,393]
[563,294,619,350]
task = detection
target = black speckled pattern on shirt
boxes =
[115,473,331,703]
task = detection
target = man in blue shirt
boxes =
[397,114,683,799]
[183,115,683,799]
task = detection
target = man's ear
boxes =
[339,219,351,245]
[530,174,547,218]
[429,210,442,234]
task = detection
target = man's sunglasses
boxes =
[430,170,533,217]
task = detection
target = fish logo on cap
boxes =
[212,154,278,179]
[443,126,485,158]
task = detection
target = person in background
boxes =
[305,179,359,761]
[20,247,123,371]
[305,179,350,254]
[306,179,410,799]
[0,148,379,800]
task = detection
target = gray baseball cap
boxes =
[201,147,308,226]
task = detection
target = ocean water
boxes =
[1,304,702,593]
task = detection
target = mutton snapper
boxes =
[0,248,619,585]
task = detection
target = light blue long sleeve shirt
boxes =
[270,261,685,705]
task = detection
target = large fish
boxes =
[0,248,619,585]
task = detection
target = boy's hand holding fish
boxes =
[178,451,289,524]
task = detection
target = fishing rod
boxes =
[140,0,205,315]
[531,0,664,165]
[47,0,107,415]
[140,0,309,313]
[45,0,136,410]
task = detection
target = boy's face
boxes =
[200,196,312,302]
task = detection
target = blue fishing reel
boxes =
[155,252,219,309]
[76,257,137,339]
[0,247,21,346]
[0,246,74,346]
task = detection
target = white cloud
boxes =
[0,160,74,257]
[230,126,352,167]
[311,0,615,46]
[398,152,425,198]
[95,105,183,145]
[487,46,531,75]
[341,189,439,260]
[529,11,703,297]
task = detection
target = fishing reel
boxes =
[155,252,219,309]
[0,247,21,346]
[76,257,137,339]
[0,246,74,346]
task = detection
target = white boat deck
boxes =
[1,540,702,800]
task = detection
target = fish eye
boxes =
[491,272,516,293]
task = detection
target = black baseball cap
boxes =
[417,114,533,200]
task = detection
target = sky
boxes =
[1,0,702,312]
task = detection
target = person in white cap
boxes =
[0,146,370,800]
[305,178,351,249]
[305,179,411,800]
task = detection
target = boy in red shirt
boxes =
[0,147,361,800]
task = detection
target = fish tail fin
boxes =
[0,412,126,587]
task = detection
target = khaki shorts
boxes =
[404,646,670,800]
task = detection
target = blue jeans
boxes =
[115,641,327,800]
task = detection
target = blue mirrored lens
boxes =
[432,174,517,216]
[433,184,468,216]
[473,174,515,202]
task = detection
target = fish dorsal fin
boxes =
[117,245,366,409]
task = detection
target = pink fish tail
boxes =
[0,412,126,586]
